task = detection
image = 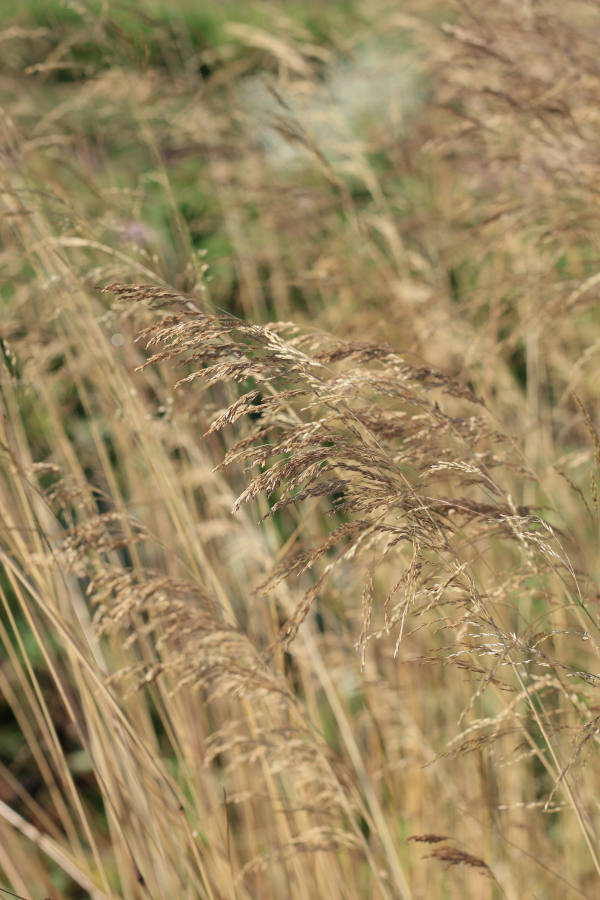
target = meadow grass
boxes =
[1,1,600,897]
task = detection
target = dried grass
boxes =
[1,1,600,898]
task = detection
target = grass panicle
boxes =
[1,0,600,897]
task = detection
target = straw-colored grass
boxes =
[1,1,600,897]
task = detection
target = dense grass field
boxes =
[1,1,600,897]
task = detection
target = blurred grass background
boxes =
[1,0,600,897]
